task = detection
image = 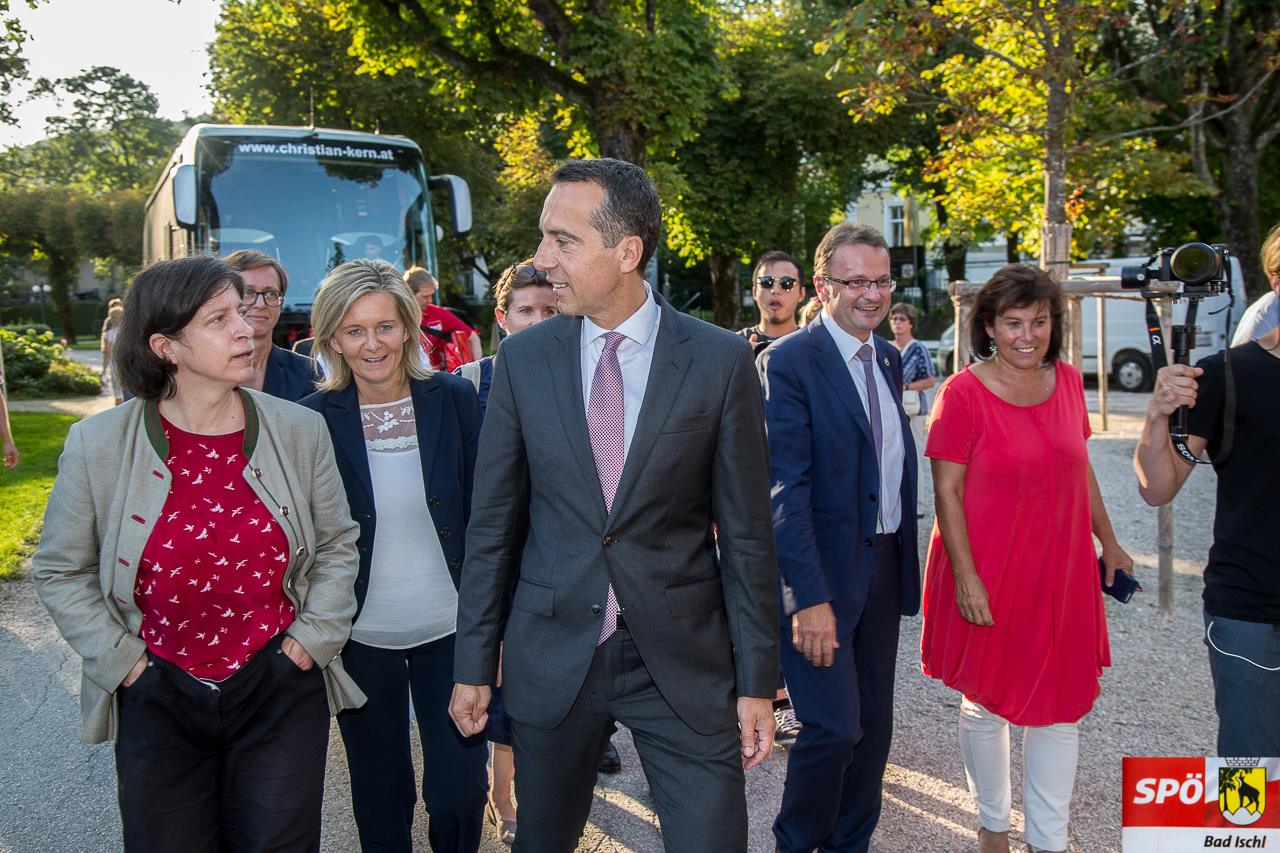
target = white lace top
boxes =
[351,396,458,649]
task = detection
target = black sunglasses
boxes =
[756,275,799,291]
[512,263,548,286]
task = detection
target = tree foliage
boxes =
[663,1,870,326]
[1105,0,1280,297]
[0,188,142,340]
[0,1,34,127]
[15,66,189,192]
[829,0,1200,271]
[336,0,726,165]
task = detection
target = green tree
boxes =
[0,187,142,340]
[664,1,870,327]
[337,0,725,165]
[0,1,35,127]
[830,0,1199,278]
[22,66,185,191]
[1104,0,1280,298]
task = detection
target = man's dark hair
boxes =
[552,158,661,273]
[970,263,1064,364]
[117,256,244,401]
[224,249,289,295]
[752,250,805,284]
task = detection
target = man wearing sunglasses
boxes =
[761,222,920,853]
[738,251,807,357]
[224,249,319,402]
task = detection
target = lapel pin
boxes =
[883,357,890,367]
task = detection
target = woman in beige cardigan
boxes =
[32,255,363,853]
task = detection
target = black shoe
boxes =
[598,738,622,774]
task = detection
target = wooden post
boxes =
[1096,296,1108,431]
[1155,299,1175,616]
[950,283,973,372]
[1065,295,1084,370]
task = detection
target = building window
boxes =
[885,203,906,247]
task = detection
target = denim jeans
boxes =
[1204,609,1280,756]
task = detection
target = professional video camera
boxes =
[1120,242,1232,296]
[1120,242,1235,464]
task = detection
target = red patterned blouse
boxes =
[133,416,294,681]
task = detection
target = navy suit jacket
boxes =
[263,344,320,403]
[299,373,481,618]
[759,314,921,636]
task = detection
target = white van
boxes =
[934,255,1246,391]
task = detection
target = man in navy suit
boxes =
[760,222,921,853]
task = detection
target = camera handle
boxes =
[1143,297,1234,466]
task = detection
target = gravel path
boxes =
[0,389,1219,852]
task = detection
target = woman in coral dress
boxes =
[921,264,1133,853]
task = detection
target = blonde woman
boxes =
[299,260,486,852]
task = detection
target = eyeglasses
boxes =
[755,275,799,291]
[241,290,283,308]
[512,264,548,286]
[821,275,898,293]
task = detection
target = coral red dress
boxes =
[921,361,1110,726]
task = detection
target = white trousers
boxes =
[958,697,1079,851]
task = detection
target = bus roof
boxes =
[147,123,423,210]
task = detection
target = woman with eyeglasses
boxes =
[299,260,488,852]
[452,259,558,845]
[889,302,937,519]
[922,264,1132,853]
[32,255,364,851]
[224,250,319,403]
[738,250,806,356]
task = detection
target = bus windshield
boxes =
[196,136,432,308]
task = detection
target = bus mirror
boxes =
[428,174,472,237]
[173,164,197,227]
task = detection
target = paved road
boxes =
[0,393,1219,852]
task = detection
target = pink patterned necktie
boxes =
[588,331,626,645]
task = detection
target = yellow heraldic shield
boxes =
[1219,766,1266,826]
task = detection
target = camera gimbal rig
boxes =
[1121,242,1236,465]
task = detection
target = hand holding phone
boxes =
[1099,556,1142,603]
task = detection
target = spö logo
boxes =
[1219,766,1266,826]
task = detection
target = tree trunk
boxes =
[591,88,649,166]
[709,250,741,329]
[1213,115,1268,300]
[934,202,968,282]
[1040,1,1073,282]
[47,251,78,342]
[1006,231,1020,264]
[1041,70,1071,283]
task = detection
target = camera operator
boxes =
[1134,268,1280,756]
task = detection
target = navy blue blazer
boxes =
[759,314,922,636]
[299,373,481,618]
[263,344,320,403]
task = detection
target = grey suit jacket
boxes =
[31,389,365,743]
[454,294,779,735]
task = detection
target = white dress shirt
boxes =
[822,308,905,533]
[580,285,662,457]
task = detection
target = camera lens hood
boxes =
[1169,242,1222,286]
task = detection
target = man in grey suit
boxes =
[449,158,779,852]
